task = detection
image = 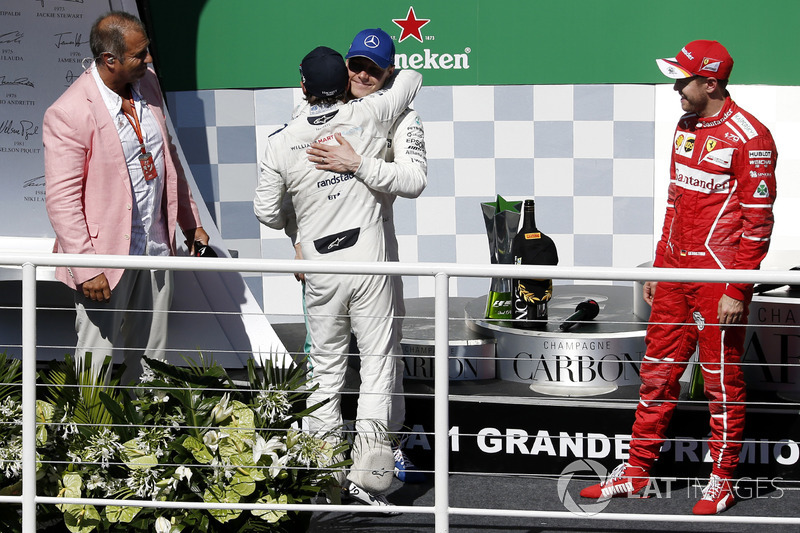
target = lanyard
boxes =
[122,97,147,155]
[122,96,158,182]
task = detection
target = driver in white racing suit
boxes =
[303,28,428,484]
[253,46,422,505]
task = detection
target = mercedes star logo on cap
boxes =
[364,34,380,48]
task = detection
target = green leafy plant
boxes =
[0,353,24,528]
[0,352,347,533]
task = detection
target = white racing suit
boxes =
[291,85,428,440]
[254,70,423,480]
[356,107,427,438]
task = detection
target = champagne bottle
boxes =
[512,199,558,328]
[688,360,706,400]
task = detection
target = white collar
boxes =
[89,62,143,117]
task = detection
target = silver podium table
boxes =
[400,297,496,381]
[743,287,800,400]
[466,285,648,396]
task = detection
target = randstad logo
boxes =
[391,6,472,71]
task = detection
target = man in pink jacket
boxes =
[43,11,208,383]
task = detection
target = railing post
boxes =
[434,272,450,532]
[21,263,37,532]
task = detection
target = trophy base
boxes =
[530,383,618,397]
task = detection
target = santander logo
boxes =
[674,163,729,193]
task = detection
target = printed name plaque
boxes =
[400,297,496,381]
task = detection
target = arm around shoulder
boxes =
[366,69,423,122]
[356,108,427,198]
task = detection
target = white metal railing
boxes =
[3,251,800,532]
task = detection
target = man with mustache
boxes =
[44,11,208,385]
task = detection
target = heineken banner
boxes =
[143,0,800,91]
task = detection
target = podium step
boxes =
[401,379,800,482]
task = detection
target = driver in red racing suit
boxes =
[581,40,777,515]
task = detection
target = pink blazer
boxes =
[43,68,202,290]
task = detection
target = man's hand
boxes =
[293,243,305,282]
[81,273,111,302]
[643,281,657,306]
[718,294,745,329]
[307,133,361,174]
[184,226,210,255]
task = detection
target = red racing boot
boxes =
[580,462,649,499]
[692,474,735,515]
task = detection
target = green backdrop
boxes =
[142,0,800,91]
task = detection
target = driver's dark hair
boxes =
[304,92,346,106]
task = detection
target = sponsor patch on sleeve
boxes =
[753,180,770,198]
[732,113,758,140]
[749,150,772,159]
[750,170,774,179]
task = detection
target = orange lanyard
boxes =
[122,97,147,155]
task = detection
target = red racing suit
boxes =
[630,97,777,478]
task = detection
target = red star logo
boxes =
[392,6,430,43]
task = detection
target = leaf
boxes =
[230,401,255,432]
[231,452,266,482]
[40,353,121,431]
[230,450,255,467]
[63,504,101,533]
[218,433,245,459]
[104,505,140,523]
[120,438,147,461]
[246,359,263,391]
[144,356,228,389]
[203,485,241,523]
[252,493,288,523]
[62,472,82,498]
[0,479,22,496]
[126,454,159,470]
[182,435,213,464]
[121,392,143,427]
[0,353,22,401]
[229,472,256,497]
[35,399,54,423]
[99,392,136,441]
[36,400,54,445]
[129,514,156,530]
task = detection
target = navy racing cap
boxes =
[346,28,395,69]
[300,46,348,98]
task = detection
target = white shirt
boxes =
[90,64,169,257]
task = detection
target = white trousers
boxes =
[301,271,407,438]
[74,268,173,385]
[304,269,401,446]
[388,270,406,436]
[385,212,407,436]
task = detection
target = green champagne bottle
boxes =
[688,361,705,400]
